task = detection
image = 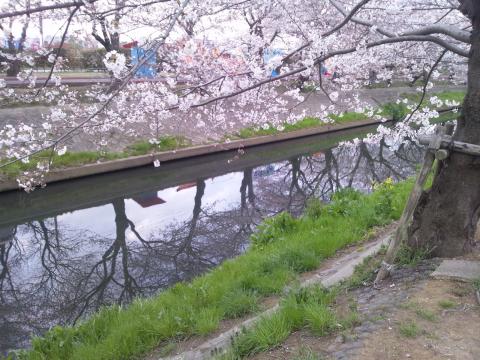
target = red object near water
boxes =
[122,41,138,49]
[177,182,197,191]
[132,192,166,207]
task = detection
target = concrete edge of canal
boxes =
[0,118,389,193]
[159,226,395,360]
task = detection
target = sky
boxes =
[0,1,251,49]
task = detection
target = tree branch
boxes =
[323,0,371,37]
[405,49,449,123]
[177,34,468,110]
[0,0,97,19]
[402,25,471,44]
[0,0,192,169]
[38,6,79,90]
[329,0,395,37]
[330,0,470,46]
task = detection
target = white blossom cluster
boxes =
[0,0,470,190]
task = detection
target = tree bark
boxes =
[6,60,21,77]
[408,22,480,257]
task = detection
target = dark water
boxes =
[0,126,423,353]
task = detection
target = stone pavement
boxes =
[431,259,480,282]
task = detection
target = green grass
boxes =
[401,90,465,123]
[400,90,465,104]
[367,80,413,88]
[438,300,456,309]
[291,346,323,360]
[399,320,420,338]
[474,278,480,291]
[329,112,368,123]
[235,113,367,139]
[233,90,465,141]
[394,244,430,267]
[377,90,466,124]
[231,286,342,358]
[230,285,361,358]
[11,178,414,360]
[0,150,124,178]
[236,117,322,139]
[415,307,436,322]
[124,136,189,156]
[0,136,189,179]
[342,253,383,289]
[220,289,259,318]
[401,302,437,322]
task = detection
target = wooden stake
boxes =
[374,126,446,286]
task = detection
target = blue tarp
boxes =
[130,47,157,78]
[263,48,284,77]
[3,39,20,49]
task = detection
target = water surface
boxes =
[0,127,423,353]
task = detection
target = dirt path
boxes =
[251,255,480,360]
[357,279,480,360]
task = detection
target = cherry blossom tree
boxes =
[0,0,477,257]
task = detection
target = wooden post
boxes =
[374,125,446,286]
[435,149,449,160]
[418,136,480,157]
[433,123,454,179]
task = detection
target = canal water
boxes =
[0,126,423,354]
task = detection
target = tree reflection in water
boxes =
[0,139,423,353]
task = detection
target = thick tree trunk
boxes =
[408,26,480,257]
[6,60,21,77]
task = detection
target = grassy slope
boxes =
[0,136,189,179]
[234,90,466,140]
[223,245,391,359]
[401,90,465,123]
[235,113,368,139]
[14,178,413,360]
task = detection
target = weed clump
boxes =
[231,286,349,358]
[305,197,324,219]
[220,289,258,318]
[251,211,297,247]
[473,278,480,291]
[438,300,456,309]
[291,346,321,360]
[394,244,430,267]
[399,320,420,338]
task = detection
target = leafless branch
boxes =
[329,0,395,37]
[38,6,79,90]
[0,0,97,19]
[404,49,449,123]
[323,0,371,37]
